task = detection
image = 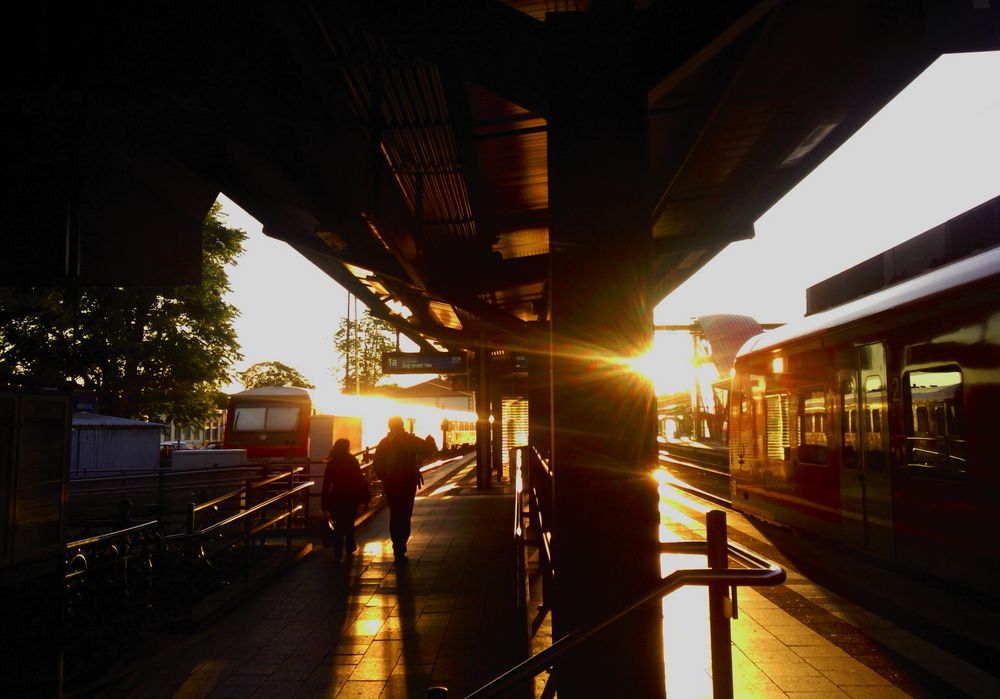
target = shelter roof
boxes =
[5,2,998,352]
[72,413,162,430]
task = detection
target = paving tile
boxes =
[753,659,824,678]
[249,678,304,698]
[772,673,843,693]
[818,666,894,686]
[334,680,384,698]
[841,687,913,699]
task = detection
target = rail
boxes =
[163,481,314,543]
[522,446,554,608]
[65,518,159,551]
[467,506,785,699]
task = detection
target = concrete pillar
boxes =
[475,345,492,489]
[546,36,663,697]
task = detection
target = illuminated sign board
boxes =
[381,352,469,374]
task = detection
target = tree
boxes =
[333,311,397,393]
[239,361,315,389]
[0,202,246,427]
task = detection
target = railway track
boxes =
[657,442,730,506]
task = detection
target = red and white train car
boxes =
[729,245,1000,595]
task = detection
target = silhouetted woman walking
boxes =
[321,439,370,561]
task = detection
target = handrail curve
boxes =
[467,542,785,699]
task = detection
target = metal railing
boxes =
[63,519,163,689]
[62,468,316,692]
[521,446,554,608]
[474,456,786,699]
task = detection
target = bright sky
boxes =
[220,50,1000,399]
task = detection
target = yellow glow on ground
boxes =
[661,553,713,699]
[362,541,385,557]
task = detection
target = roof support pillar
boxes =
[475,345,493,489]
[545,49,663,696]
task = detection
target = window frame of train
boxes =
[903,366,967,480]
[764,392,790,461]
[796,386,831,466]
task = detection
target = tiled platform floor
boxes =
[97,456,1000,698]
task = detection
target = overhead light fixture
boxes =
[345,263,374,279]
[780,122,839,168]
[385,298,413,319]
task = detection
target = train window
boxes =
[863,374,888,471]
[840,376,858,469]
[797,389,829,465]
[266,407,300,432]
[232,406,300,432]
[905,368,966,479]
[233,407,266,432]
[765,393,790,461]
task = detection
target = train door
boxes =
[836,344,893,557]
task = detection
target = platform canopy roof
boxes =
[3,1,998,352]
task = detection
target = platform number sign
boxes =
[382,351,469,374]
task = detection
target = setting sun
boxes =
[625,332,700,396]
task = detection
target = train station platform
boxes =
[92,456,1000,698]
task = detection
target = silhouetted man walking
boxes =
[373,416,432,563]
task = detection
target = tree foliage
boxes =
[333,312,397,393]
[239,361,315,389]
[0,202,246,427]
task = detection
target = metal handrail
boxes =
[196,467,304,513]
[251,466,304,489]
[163,481,314,542]
[467,534,785,698]
[65,519,160,550]
[70,465,262,484]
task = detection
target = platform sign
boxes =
[382,351,468,374]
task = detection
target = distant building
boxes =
[71,413,162,474]
[159,409,225,446]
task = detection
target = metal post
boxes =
[185,502,196,620]
[476,346,492,489]
[244,479,253,576]
[707,510,734,699]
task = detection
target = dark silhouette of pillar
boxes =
[546,36,663,697]
[475,345,492,489]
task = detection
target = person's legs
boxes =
[336,503,358,553]
[332,503,355,558]
[386,489,415,558]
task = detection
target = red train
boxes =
[222,386,314,459]
[729,245,1000,596]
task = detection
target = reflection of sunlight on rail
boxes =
[428,460,476,497]
[656,466,715,515]
[657,474,705,535]
[661,553,712,698]
[419,456,460,473]
[428,483,459,496]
